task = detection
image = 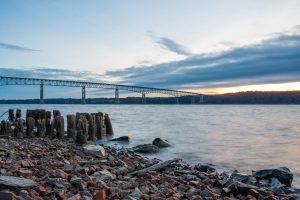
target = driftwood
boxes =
[129,158,180,175]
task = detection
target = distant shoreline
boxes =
[1,91,300,104]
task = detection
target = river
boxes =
[1,104,300,186]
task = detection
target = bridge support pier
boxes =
[142,92,146,104]
[199,95,204,103]
[40,81,44,104]
[191,96,195,104]
[82,86,86,104]
[175,96,179,104]
[115,87,120,104]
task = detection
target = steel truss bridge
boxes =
[0,76,204,104]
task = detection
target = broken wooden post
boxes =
[104,113,113,135]
[16,109,21,120]
[55,116,64,139]
[67,114,77,140]
[36,119,46,137]
[14,118,24,138]
[45,111,52,137]
[76,116,89,144]
[26,117,35,138]
[88,114,97,141]
[8,109,14,122]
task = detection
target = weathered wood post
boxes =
[104,113,114,135]
[26,117,35,138]
[8,109,14,122]
[14,118,24,138]
[45,111,52,136]
[55,116,64,139]
[95,113,106,139]
[16,109,21,120]
[67,114,77,140]
[36,119,46,137]
[88,114,97,141]
[76,116,89,144]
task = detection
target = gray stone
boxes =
[152,138,171,148]
[0,175,37,189]
[133,144,159,154]
[83,144,106,157]
[252,167,293,187]
[111,136,130,142]
[91,169,116,183]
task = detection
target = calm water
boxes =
[1,104,300,186]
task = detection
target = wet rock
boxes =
[194,164,216,173]
[230,171,252,183]
[252,167,293,187]
[0,190,16,200]
[133,144,160,154]
[91,169,116,183]
[0,175,37,189]
[83,144,106,157]
[111,136,130,142]
[152,138,171,148]
[129,187,142,199]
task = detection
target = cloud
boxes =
[0,67,106,82]
[106,27,300,89]
[147,31,192,56]
[0,42,40,52]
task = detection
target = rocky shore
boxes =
[0,109,299,199]
[0,137,299,200]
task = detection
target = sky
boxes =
[0,0,300,99]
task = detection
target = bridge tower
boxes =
[115,86,120,104]
[141,92,146,104]
[82,86,86,104]
[191,96,195,104]
[175,96,179,104]
[199,95,204,103]
[40,80,44,104]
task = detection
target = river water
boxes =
[1,104,300,186]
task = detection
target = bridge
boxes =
[0,76,204,104]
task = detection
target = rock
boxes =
[152,138,171,148]
[110,136,130,142]
[0,175,37,189]
[252,167,293,187]
[95,190,106,200]
[70,176,86,190]
[194,164,216,173]
[0,190,16,200]
[129,187,142,199]
[91,169,116,183]
[230,171,252,183]
[83,144,106,157]
[133,144,160,154]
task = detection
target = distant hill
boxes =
[0,91,300,104]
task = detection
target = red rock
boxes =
[248,189,259,198]
[21,160,31,167]
[0,191,16,200]
[246,194,257,200]
[19,169,33,177]
[37,185,47,196]
[95,190,106,200]
[87,181,97,187]
[189,180,200,187]
[29,190,39,198]
[68,194,81,200]
[55,169,68,179]
[192,195,203,200]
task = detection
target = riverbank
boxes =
[0,137,299,200]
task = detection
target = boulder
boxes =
[133,144,160,154]
[194,164,216,173]
[91,169,116,183]
[83,144,106,157]
[0,176,37,190]
[110,136,130,142]
[252,167,293,187]
[152,138,171,148]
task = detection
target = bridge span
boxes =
[0,76,204,104]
